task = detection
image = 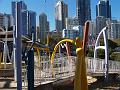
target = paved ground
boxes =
[88,76,120,90]
[0,76,120,90]
[53,76,120,90]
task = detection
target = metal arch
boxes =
[94,27,109,81]
[50,39,74,64]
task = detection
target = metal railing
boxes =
[32,56,120,86]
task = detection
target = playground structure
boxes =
[50,21,90,90]
[0,9,120,90]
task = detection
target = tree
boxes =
[110,52,120,61]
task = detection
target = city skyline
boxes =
[0,0,120,31]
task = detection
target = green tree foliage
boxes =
[110,52,120,61]
[87,39,119,60]
[87,48,94,57]
[97,49,105,59]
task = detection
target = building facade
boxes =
[12,1,36,39]
[65,17,79,30]
[22,10,36,39]
[12,1,27,35]
[96,0,111,19]
[76,0,91,26]
[0,13,13,30]
[39,13,49,44]
[0,13,7,28]
[96,16,107,35]
[108,20,120,39]
[55,1,68,32]
[62,29,80,40]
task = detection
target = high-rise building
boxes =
[89,21,96,36]
[96,0,111,19]
[6,14,14,29]
[107,20,120,39]
[12,1,27,35]
[0,13,7,28]
[0,13,13,30]
[65,17,79,30]
[36,26,40,41]
[39,13,49,43]
[22,10,36,38]
[76,0,91,26]
[28,11,36,40]
[96,16,107,35]
[62,28,80,40]
[55,1,68,32]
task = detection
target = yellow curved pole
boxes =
[50,39,74,77]
[74,21,90,90]
[74,37,88,90]
[51,39,74,64]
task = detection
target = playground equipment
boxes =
[51,21,90,90]
[94,27,109,81]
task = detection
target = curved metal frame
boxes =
[94,27,109,81]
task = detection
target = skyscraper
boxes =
[22,10,36,38]
[39,13,49,43]
[55,1,68,32]
[12,1,27,25]
[96,16,107,35]
[0,13,8,28]
[96,0,111,19]
[76,0,91,26]
[12,1,27,36]
[107,20,120,39]
[0,13,13,30]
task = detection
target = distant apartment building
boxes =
[12,1,36,39]
[12,1,27,24]
[39,13,50,44]
[88,21,96,46]
[0,13,13,30]
[36,26,40,41]
[0,13,8,28]
[6,14,14,29]
[107,20,120,39]
[76,0,91,26]
[65,17,79,30]
[96,0,111,19]
[95,0,111,37]
[65,17,85,39]
[62,24,83,40]
[55,1,68,32]
[12,1,27,35]
[62,29,80,40]
[89,21,96,36]
[22,10,36,39]
[96,16,107,35]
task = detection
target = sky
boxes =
[0,0,120,31]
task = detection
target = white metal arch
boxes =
[94,27,109,80]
